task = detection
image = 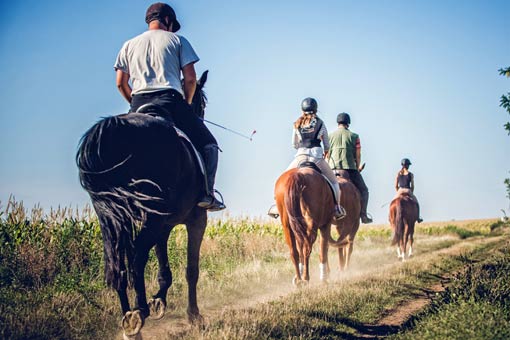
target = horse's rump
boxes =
[76,112,199,289]
[389,195,418,246]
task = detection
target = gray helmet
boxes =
[401,158,412,166]
[301,97,318,114]
[145,3,181,32]
[337,112,351,124]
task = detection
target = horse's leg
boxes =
[302,240,312,283]
[403,222,410,261]
[117,247,130,314]
[318,227,330,282]
[185,209,207,324]
[148,227,173,320]
[122,219,163,336]
[344,241,354,270]
[282,217,302,285]
[408,223,415,257]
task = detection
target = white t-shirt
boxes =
[114,29,199,96]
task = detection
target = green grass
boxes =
[391,244,510,340]
[1,197,508,340]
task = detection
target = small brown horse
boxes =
[274,165,349,285]
[330,170,361,272]
[389,192,419,261]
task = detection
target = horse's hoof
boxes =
[187,308,204,325]
[122,310,144,337]
[292,276,299,286]
[148,298,166,320]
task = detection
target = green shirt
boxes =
[328,126,359,170]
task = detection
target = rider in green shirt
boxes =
[327,113,372,224]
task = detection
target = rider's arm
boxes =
[410,172,415,193]
[319,124,330,158]
[395,174,399,191]
[355,137,362,171]
[182,63,197,105]
[116,70,132,104]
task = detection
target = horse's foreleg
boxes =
[344,241,354,270]
[149,228,173,320]
[185,212,207,324]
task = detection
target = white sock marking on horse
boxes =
[299,263,303,276]
[319,263,328,281]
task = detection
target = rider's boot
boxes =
[360,214,373,224]
[197,144,226,211]
[359,189,372,224]
[417,204,423,223]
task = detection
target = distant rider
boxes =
[327,113,372,224]
[395,158,423,223]
[113,2,225,211]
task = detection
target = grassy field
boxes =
[0,198,508,339]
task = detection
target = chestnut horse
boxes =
[389,192,419,261]
[274,165,349,285]
[77,72,210,336]
[330,170,361,272]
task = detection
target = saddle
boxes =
[298,161,322,174]
[135,103,205,176]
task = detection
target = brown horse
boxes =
[274,165,349,285]
[389,192,419,261]
[330,170,361,272]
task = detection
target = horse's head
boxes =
[189,70,208,119]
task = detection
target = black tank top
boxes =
[298,118,323,148]
[397,173,412,189]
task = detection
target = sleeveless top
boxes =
[297,118,323,148]
[397,172,413,189]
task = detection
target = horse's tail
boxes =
[283,172,310,250]
[76,114,175,289]
[391,199,404,246]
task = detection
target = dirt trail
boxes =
[120,235,501,340]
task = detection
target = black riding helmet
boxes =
[337,112,351,125]
[301,97,318,114]
[401,158,412,167]
[145,2,181,33]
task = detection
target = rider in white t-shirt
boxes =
[113,3,225,211]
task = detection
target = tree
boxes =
[500,67,510,216]
[499,67,510,134]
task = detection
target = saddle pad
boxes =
[173,127,205,175]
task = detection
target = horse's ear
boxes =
[198,70,208,89]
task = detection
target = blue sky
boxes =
[0,1,509,223]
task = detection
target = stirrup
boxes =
[197,189,226,211]
[334,205,347,220]
[267,205,279,219]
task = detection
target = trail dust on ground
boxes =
[119,233,501,340]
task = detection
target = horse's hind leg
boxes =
[185,209,207,324]
[148,228,173,320]
[122,219,163,336]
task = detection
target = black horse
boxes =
[77,71,210,336]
